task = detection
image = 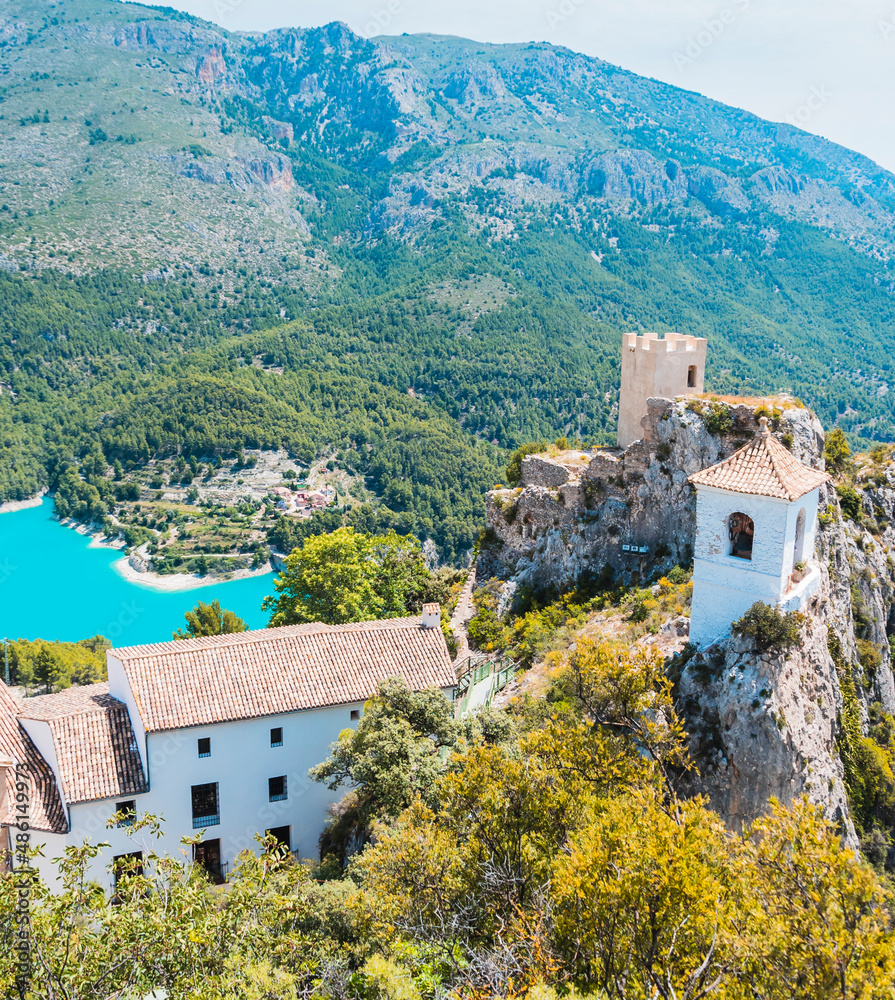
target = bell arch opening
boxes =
[793,507,807,571]
[729,512,754,560]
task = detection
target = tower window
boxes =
[269,775,287,802]
[687,365,697,388]
[793,508,807,571]
[197,737,211,758]
[729,513,754,560]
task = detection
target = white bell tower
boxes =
[688,417,830,647]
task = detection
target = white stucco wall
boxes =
[25,701,368,890]
[20,830,70,889]
[142,704,365,867]
[11,680,456,891]
[690,485,821,646]
[17,718,67,817]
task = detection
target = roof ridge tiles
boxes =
[110,613,454,732]
[688,418,829,501]
[112,616,424,661]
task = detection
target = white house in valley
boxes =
[0,605,454,890]
[688,418,830,646]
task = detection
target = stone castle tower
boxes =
[617,332,707,447]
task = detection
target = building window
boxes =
[687,365,697,388]
[350,709,361,722]
[191,782,219,828]
[115,800,136,827]
[268,775,287,802]
[197,737,211,758]
[729,512,754,560]
[194,838,227,885]
[112,851,143,889]
[270,727,283,747]
[266,825,291,850]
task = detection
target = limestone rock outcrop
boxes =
[677,610,855,843]
[481,393,895,842]
[479,396,821,593]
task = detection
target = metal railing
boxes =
[198,860,229,885]
[192,813,220,829]
[455,654,517,715]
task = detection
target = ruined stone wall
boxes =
[520,454,572,488]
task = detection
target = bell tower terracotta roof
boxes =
[688,417,830,501]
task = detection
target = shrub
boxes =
[688,399,733,435]
[857,639,882,673]
[622,590,652,623]
[824,428,852,476]
[732,602,804,653]
[836,483,862,521]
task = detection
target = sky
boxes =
[156,0,895,174]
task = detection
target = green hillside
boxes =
[1,0,894,559]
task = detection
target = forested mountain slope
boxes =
[0,0,894,559]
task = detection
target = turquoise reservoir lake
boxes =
[0,499,274,645]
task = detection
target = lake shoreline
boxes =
[0,499,272,644]
[112,554,275,593]
[54,512,276,594]
[0,491,46,515]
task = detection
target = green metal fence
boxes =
[455,655,517,715]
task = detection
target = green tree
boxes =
[731,602,804,653]
[263,527,431,627]
[311,677,515,862]
[504,441,546,486]
[173,599,248,640]
[34,645,67,693]
[310,679,458,813]
[824,427,852,477]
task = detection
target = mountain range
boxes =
[1,0,894,558]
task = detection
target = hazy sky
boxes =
[157,0,895,174]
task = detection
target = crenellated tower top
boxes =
[617,331,707,447]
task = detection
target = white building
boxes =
[0,606,454,890]
[688,417,830,646]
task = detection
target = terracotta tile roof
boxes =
[17,683,147,806]
[0,681,66,833]
[17,683,114,720]
[111,616,457,733]
[688,418,830,501]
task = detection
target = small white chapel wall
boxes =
[690,486,821,646]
